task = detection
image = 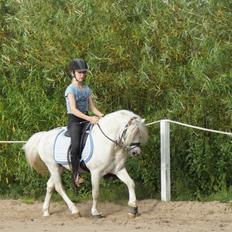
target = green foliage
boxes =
[0,0,231,200]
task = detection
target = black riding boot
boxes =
[71,153,84,187]
[71,152,80,186]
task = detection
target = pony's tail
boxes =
[23,132,49,176]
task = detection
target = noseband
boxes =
[96,117,141,151]
[127,142,141,151]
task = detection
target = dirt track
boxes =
[1,199,232,232]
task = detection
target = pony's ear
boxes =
[141,118,145,123]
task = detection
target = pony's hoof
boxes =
[128,206,138,218]
[71,211,81,217]
[92,212,104,219]
[43,212,50,217]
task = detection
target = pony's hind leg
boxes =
[90,171,102,217]
[115,168,138,217]
[43,176,54,216]
[47,165,80,216]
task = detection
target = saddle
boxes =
[53,124,94,167]
[55,124,117,179]
[65,123,92,171]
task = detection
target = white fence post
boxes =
[160,120,171,201]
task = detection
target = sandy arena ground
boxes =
[0,199,232,232]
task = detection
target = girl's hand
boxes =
[89,116,99,124]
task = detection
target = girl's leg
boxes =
[69,122,83,186]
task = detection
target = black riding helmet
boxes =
[69,58,88,72]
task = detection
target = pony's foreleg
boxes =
[116,168,138,216]
[43,176,54,216]
[90,171,102,217]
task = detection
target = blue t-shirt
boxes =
[65,84,92,114]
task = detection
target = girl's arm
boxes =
[67,94,99,124]
[88,96,104,118]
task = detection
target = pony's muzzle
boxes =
[130,147,141,156]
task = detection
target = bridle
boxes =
[96,117,141,151]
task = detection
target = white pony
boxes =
[23,110,148,217]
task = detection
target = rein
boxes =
[96,117,140,150]
[96,123,119,145]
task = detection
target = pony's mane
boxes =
[104,110,136,119]
[124,117,148,145]
[104,110,148,145]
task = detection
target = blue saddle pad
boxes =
[53,126,94,165]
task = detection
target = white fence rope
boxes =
[0,141,27,144]
[145,120,161,126]
[168,119,232,136]
[146,119,232,136]
[0,119,231,144]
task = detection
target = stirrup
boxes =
[73,174,85,187]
